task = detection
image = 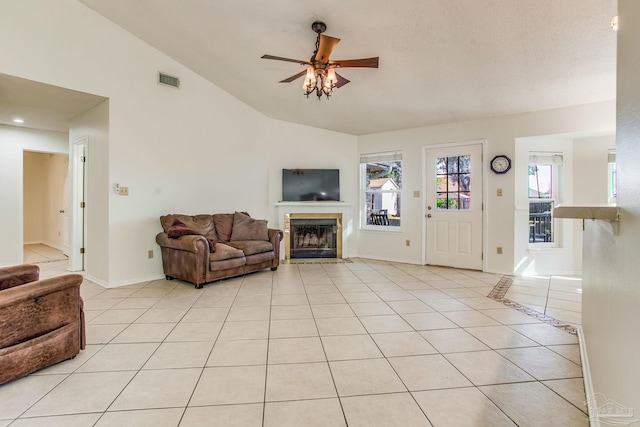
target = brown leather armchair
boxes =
[0,264,85,385]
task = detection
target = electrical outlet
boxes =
[119,186,129,196]
[148,250,154,259]
[406,240,410,247]
[497,246,503,254]
[497,188,503,197]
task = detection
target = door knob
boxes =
[427,206,432,210]
[59,210,65,213]
[427,214,432,218]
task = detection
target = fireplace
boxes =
[284,213,342,259]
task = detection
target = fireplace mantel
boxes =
[275,201,352,208]
[276,201,352,259]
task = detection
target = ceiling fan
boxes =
[261,21,379,100]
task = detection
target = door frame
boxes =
[421,140,487,270]
[69,136,87,272]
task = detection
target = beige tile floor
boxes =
[505,275,583,326]
[2,254,589,426]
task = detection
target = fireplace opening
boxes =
[289,219,337,258]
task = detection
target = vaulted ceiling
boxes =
[2,0,617,135]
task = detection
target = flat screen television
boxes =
[282,169,340,202]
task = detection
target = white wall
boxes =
[571,135,616,269]
[358,103,615,274]
[0,125,68,267]
[0,0,617,283]
[582,0,640,418]
[0,0,358,285]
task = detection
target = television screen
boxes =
[282,169,340,202]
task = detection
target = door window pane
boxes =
[435,155,471,210]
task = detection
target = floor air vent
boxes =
[158,72,180,88]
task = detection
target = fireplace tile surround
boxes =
[276,202,352,260]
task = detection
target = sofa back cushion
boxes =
[161,215,216,236]
[160,214,213,234]
[212,213,235,242]
[166,219,216,252]
[230,212,269,241]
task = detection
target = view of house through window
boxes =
[436,155,471,210]
[528,161,556,243]
[360,152,402,228]
[608,149,617,204]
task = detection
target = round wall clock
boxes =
[490,155,511,174]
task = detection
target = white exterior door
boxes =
[425,143,483,270]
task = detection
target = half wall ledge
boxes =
[553,205,619,221]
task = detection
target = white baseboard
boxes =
[355,254,422,265]
[577,326,599,427]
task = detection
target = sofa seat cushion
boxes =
[245,251,275,266]
[209,243,245,261]
[226,240,273,256]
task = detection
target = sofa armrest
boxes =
[268,228,283,243]
[156,232,209,254]
[0,264,40,290]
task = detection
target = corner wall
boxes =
[582,0,640,417]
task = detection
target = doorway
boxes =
[22,151,70,267]
[424,142,484,270]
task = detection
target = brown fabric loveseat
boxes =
[156,212,283,288]
[0,264,85,385]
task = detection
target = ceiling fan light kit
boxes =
[262,21,379,101]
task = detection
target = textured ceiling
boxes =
[3,1,617,135]
[78,0,616,135]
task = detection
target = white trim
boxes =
[87,273,165,289]
[69,136,87,272]
[577,326,600,427]
[355,254,422,265]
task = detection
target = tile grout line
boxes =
[488,275,578,335]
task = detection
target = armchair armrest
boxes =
[0,273,84,348]
[0,264,40,290]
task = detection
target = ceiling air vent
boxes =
[158,72,180,88]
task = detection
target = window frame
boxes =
[360,152,403,231]
[528,154,562,248]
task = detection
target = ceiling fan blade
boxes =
[261,55,312,66]
[334,72,350,88]
[315,35,340,63]
[279,70,307,83]
[330,57,379,68]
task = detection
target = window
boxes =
[608,149,617,204]
[528,153,562,245]
[436,155,471,210]
[360,152,402,229]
